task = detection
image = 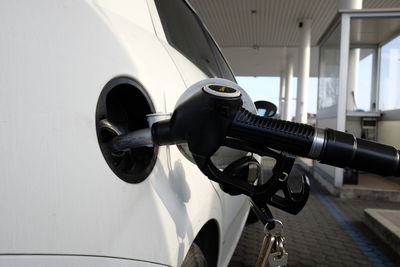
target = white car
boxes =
[0,0,257,266]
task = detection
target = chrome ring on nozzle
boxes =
[308,128,325,159]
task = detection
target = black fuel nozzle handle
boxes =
[229,108,400,177]
[141,82,314,214]
[152,84,243,159]
[151,84,266,195]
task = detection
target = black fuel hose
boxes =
[229,108,400,177]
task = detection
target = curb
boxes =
[364,209,400,257]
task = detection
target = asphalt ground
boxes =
[229,165,400,267]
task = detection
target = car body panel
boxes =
[0,0,250,266]
[0,255,166,267]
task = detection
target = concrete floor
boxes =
[229,165,400,267]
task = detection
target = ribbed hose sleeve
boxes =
[229,108,400,177]
[229,108,315,157]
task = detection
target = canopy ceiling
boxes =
[189,0,400,76]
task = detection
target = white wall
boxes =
[378,121,400,148]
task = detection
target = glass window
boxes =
[155,0,235,81]
[209,38,235,81]
[348,48,375,111]
[379,36,400,111]
[318,25,341,110]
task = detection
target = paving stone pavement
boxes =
[229,165,400,267]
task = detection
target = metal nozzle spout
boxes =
[110,128,154,152]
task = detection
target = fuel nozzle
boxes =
[152,84,242,157]
[109,82,243,157]
[109,78,311,214]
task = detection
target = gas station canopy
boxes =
[189,0,400,77]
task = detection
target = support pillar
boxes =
[347,48,360,110]
[341,0,362,111]
[284,56,293,121]
[334,0,362,188]
[296,19,312,123]
[279,72,286,119]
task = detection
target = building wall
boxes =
[378,120,400,148]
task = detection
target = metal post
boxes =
[296,19,312,123]
[284,56,293,121]
[279,72,286,119]
[335,0,363,188]
[335,14,351,187]
[371,48,379,111]
[347,48,360,110]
